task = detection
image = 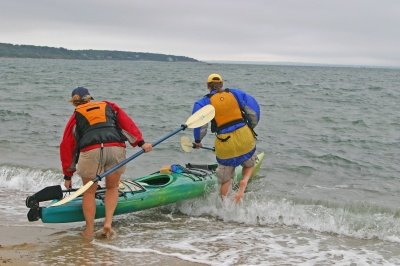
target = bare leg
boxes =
[220,179,232,199]
[217,165,235,200]
[103,172,121,237]
[81,181,97,238]
[234,166,254,203]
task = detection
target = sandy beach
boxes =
[0,225,60,265]
[0,224,205,265]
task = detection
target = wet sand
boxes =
[0,225,59,265]
[0,224,205,265]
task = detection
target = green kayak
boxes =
[26,152,264,223]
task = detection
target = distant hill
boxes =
[0,43,199,62]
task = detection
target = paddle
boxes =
[49,105,215,207]
[180,135,215,152]
[26,184,118,208]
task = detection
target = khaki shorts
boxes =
[216,153,257,184]
[77,146,126,180]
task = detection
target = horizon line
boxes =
[203,60,400,69]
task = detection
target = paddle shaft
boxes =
[94,124,187,182]
[48,105,215,207]
[199,146,215,151]
[190,143,215,151]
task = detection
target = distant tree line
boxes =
[0,43,199,62]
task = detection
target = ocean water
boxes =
[1,58,400,265]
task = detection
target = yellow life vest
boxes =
[214,124,256,159]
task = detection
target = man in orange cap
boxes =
[192,74,260,202]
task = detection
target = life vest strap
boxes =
[213,119,245,133]
[216,135,231,142]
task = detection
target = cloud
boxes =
[0,0,399,66]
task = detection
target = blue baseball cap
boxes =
[71,87,94,99]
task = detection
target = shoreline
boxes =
[0,224,61,265]
[0,224,205,265]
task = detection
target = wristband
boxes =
[63,175,72,181]
[137,140,145,147]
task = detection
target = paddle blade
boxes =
[185,105,215,128]
[49,181,95,207]
[26,185,63,208]
[180,136,194,152]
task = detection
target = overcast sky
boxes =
[1,0,399,67]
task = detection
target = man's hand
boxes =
[141,143,153,153]
[193,142,203,149]
[63,175,72,189]
[64,179,72,190]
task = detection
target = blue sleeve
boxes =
[230,88,260,121]
[192,97,211,142]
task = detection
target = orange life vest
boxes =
[74,101,126,149]
[209,90,244,132]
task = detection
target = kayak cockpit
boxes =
[134,174,173,187]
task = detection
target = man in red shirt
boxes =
[60,87,152,239]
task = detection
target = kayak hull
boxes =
[34,152,264,223]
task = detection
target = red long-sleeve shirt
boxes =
[60,101,144,177]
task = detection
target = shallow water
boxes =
[1,58,400,265]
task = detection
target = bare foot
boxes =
[95,227,116,240]
[234,192,244,203]
[81,229,94,239]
